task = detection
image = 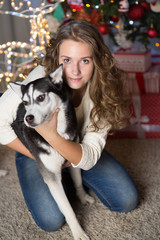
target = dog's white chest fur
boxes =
[39,143,64,173]
[57,107,70,140]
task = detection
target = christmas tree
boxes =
[61,0,160,50]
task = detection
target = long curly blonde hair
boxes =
[35,20,130,131]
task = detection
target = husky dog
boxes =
[9,65,94,240]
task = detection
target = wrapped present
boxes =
[109,94,160,139]
[113,49,151,72]
[124,64,160,94]
[152,54,160,65]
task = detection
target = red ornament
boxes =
[111,15,119,22]
[128,4,145,21]
[68,4,83,11]
[140,1,150,11]
[147,28,158,38]
[98,24,109,35]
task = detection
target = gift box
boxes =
[109,94,160,139]
[152,54,160,65]
[113,49,151,72]
[124,64,160,94]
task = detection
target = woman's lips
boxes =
[69,77,81,82]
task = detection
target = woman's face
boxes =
[58,40,94,90]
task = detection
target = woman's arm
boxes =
[48,134,82,166]
[7,138,35,160]
[35,109,82,166]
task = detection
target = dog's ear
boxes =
[9,82,23,99]
[49,64,63,84]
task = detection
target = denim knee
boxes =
[34,212,65,232]
[111,187,139,213]
[122,190,139,213]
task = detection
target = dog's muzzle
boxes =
[25,114,37,127]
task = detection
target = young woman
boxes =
[0,20,139,231]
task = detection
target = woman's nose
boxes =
[72,63,80,75]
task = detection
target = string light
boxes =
[0,0,61,90]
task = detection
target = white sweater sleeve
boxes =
[0,65,45,145]
[71,125,110,170]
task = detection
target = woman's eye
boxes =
[37,94,45,102]
[82,59,89,64]
[64,59,70,63]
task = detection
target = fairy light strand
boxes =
[0,0,61,91]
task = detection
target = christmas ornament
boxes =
[150,0,160,12]
[140,1,150,11]
[118,0,129,13]
[98,24,109,35]
[65,10,72,19]
[128,4,145,21]
[111,15,119,22]
[67,0,83,11]
[147,27,158,38]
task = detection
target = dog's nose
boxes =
[25,115,34,124]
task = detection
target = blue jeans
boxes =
[15,150,139,232]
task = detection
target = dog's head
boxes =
[9,65,64,128]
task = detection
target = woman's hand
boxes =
[35,107,82,166]
[35,108,60,141]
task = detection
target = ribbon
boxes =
[136,73,146,94]
[129,95,150,138]
[126,64,160,94]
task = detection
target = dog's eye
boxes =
[37,94,45,102]
[23,101,28,106]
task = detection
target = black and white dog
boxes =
[9,65,94,240]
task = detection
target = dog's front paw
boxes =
[79,233,90,240]
[74,231,90,240]
[80,193,95,205]
[77,188,95,205]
